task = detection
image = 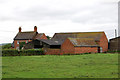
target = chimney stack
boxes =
[19,27,22,32]
[34,26,37,32]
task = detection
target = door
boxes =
[98,47,102,53]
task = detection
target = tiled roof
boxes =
[52,32,104,41]
[14,31,37,40]
[34,33,44,39]
[39,39,63,45]
[68,38,99,47]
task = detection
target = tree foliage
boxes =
[2,43,11,49]
[19,42,26,50]
[46,36,51,39]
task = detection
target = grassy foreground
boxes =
[2,53,118,78]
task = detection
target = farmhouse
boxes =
[109,37,120,51]
[25,31,108,54]
[13,26,47,49]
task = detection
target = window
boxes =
[100,47,102,53]
[16,47,19,50]
[26,40,28,43]
[17,41,19,44]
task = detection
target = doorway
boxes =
[98,47,102,53]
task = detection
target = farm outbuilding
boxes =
[61,38,99,54]
[24,39,62,49]
[45,31,108,54]
[109,37,120,51]
[23,31,108,54]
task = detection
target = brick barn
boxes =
[13,26,47,49]
[36,32,108,54]
[61,38,99,54]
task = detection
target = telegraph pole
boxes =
[115,29,117,38]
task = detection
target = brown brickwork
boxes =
[40,33,48,39]
[75,47,98,54]
[45,49,61,55]
[14,40,32,49]
[61,39,98,54]
[99,32,108,52]
[61,39,75,54]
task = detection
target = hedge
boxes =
[107,50,120,53]
[2,49,44,56]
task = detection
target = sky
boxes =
[0,0,119,44]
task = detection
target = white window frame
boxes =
[100,47,102,53]
[17,41,19,44]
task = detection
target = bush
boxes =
[2,49,44,56]
[2,49,18,56]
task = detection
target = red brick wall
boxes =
[40,33,47,39]
[45,49,61,55]
[99,33,108,52]
[61,39,98,54]
[14,40,32,49]
[75,47,98,54]
[61,39,75,54]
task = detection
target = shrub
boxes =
[2,49,18,56]
[2,49,44,56]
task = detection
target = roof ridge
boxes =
[38,33,44,34]
[20,31,36,33]
[55,31,104,34]
[68,37,94,39]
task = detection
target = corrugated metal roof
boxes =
[68,38,99,47]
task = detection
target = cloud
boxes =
[0,0,118,43]
[0,0,98,21]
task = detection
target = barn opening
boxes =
[50,45,61,49]
[34,45,43,48]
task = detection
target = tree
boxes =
[46,36,51,39]
[2,43,12,49]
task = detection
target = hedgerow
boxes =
[2,49,44,56]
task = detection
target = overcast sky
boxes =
[0,0,119,43]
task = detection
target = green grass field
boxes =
[2,53,118,78]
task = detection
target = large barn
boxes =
[25,31,108,54]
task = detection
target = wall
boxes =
[14,40,32,49]
[109,37,120,51]
[99,33,108,52]
[40,33,48,39]
[24,41,34,49]
[45,49,61,55]
[75,47,98,54]
[61,39,75,54]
